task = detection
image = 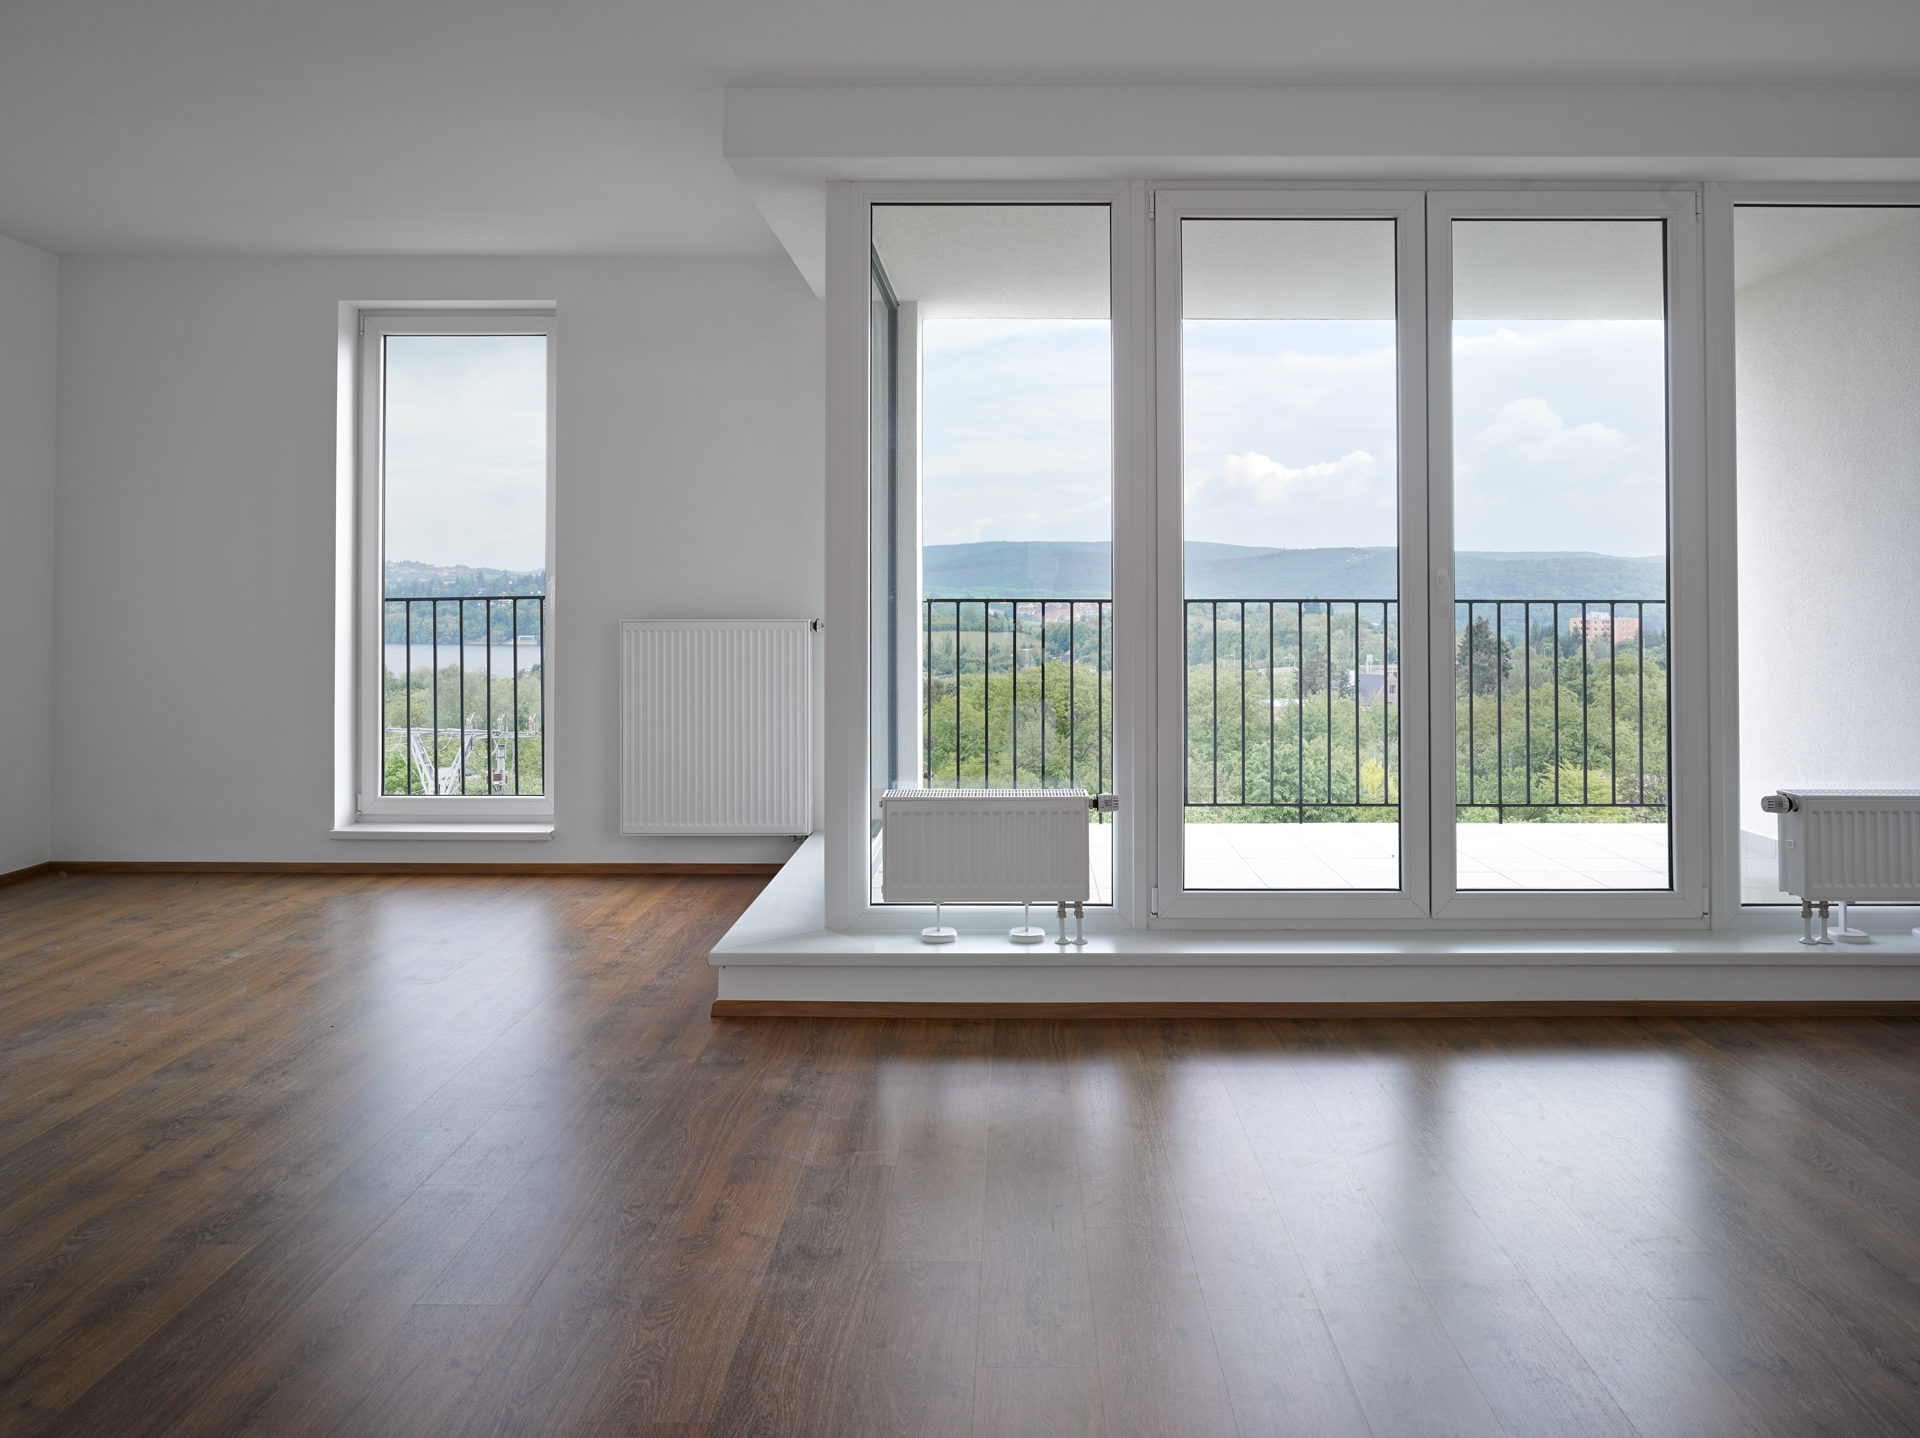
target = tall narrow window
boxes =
[1734,206,1920,904]
[1448,221,1671,891]
[358,313,556,820]
[867,205,1114,902]
[1179,218,1404,892]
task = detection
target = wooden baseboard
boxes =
[40,860,782,878]
[0,861,55,890]
[711,1000,1920,1020]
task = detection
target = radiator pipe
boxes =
[1800,898,1837,946]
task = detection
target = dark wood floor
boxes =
[2,874,1918,1437]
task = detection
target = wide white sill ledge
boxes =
[710,838,1920,1004]
[331,822,555,841]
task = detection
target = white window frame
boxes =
[826,181,1150,929]
[1151,189,1432,923]
[1426,189,1709,924]
[354,309,559,825]
[1706,181,1920,930]
[829,181,1717,932]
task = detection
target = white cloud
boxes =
[1452,321,1668,555]
[1219,449,1376,502]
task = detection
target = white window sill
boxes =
[332,822,556,841]
[712,837,1920,969]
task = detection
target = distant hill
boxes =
[922,542,1664,603]
[385,560,546,598]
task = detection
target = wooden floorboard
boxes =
[1,871,1917,1436]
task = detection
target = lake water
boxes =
[383,641,543,676]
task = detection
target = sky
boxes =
[920,318,1112,546]
[919,315,1669,559]
[384,334,548,573]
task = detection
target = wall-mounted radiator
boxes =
[620,619,814,837]
[880,789,1091,903]
[1763,789,1920,902]
[1762,789,1920,943]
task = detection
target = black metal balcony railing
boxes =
[1456,598,1667,816]
[381,595,545,796]
[1185,599,1402,818]
[921,599,1112,811]
[920,596,1669,823]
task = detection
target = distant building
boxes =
[1568,612,1640,644]
[1347,662,1399,705]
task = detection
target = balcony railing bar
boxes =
[1267,604,1276,804]
[484,598,492,797]
[1294,600,1303,816]
[1211,602,1219,805]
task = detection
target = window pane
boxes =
[1735,207,1920,904]
[1180,218,1401,890]
[1450,220,1669,890]
[868,205,1112,903]
[380,334,547,797]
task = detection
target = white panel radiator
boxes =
[1765,789,1920,902]
[881,789,1091,903]
[620,620,814,836]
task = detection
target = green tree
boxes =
[1456,616,1512,697]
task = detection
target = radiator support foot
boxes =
[921,902,957,945]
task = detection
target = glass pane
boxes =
[1450,220,1668,889]
[1180,219,1401,890]
[1735,207,1920,904]
[380,334,548,796]
[868,205,1113,902]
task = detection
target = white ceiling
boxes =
[1454,220,1666,319]
[0,0,1915,256]
[1184,221,1397,319]
[872,206,1110,317]
[872,212,1674,320]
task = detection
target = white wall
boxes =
[0,234,60,876]
[53,256,822,863]
[1736,212,1920,900]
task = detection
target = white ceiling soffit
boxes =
[1733,205,1919,288]
[1,0,1914,259]
[871,205,1109,317]
[1174,218,1667,321]
[1453,220,1665,320]
[728,83,1919,293]
[1183,220,1395,319]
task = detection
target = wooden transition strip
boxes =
[712,999,1920,1019]
[42,860,782,877]
[0,861,55,890]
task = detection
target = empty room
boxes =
[1,1,1917,1434]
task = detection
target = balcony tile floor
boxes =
[1184,820,1670,891]
[875,820,1669,905]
